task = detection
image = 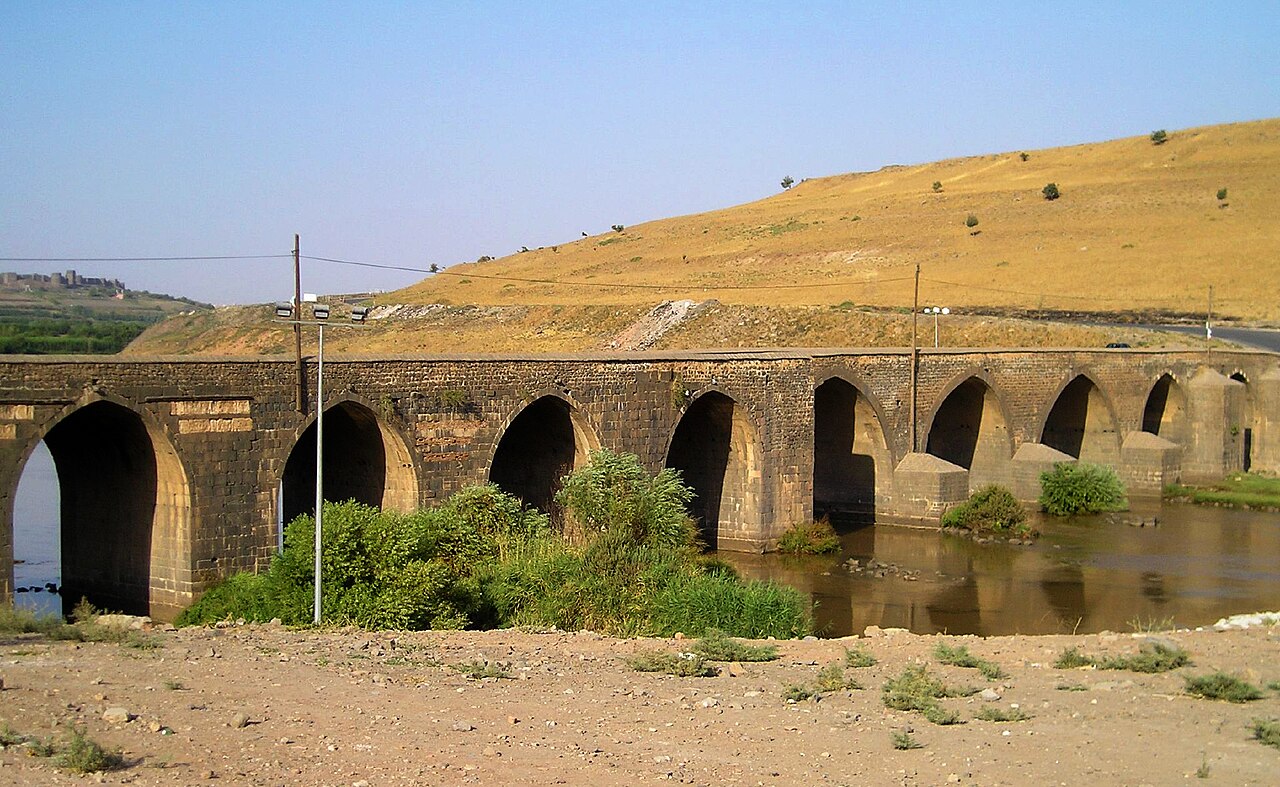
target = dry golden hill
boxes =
[127,118,1278,356]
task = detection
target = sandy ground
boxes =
[1,621,1278,786]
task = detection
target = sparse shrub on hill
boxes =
[1019,151,1029,161]
[1038,462,1127,516]
[1150,129,1168,145]
[965,213,979,228]
[781,175,794,190]
[931,181,942,193]
[611,224,625,233]
[1216,187,1228,201]
[1042,182,1060,201]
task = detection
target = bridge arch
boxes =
[812,374,891,526]
[1142,373,1190,447]
[1039,373,1121,465]
[7,393,191,618]
[924,373,1013,490]
[664,389,763,549]
[280,396,420,525]
[487,393,600,516]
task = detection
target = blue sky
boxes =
[2,2,1276,304]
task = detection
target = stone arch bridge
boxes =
[0,347,1275,621]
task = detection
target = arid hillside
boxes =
[127,119,1278,356]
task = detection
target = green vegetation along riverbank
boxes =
[1165,472,1280,510]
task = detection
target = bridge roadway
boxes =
[0,346,1275,620]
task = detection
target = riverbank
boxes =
[2,618,1278,785]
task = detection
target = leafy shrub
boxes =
[891,730,923,749]
[780,175,794,190]
[934,643,1006,680]
[1150,129,1168,145]
[692,629,778,662]
[976,706,1030,722]
[1042,182,1060,200]
[965,213,979,228]
[882,665,971,725]
[626,650,717,677]
[1253,719,1280,749]
[776,518,841,555]
[814,662,862,692]
[56,728,124,774]
[611,224,625,233]
[1039,462,1127,516]
[931,181,942,192]
[1216,187,1228,201]
[942,485,1028,535]
[844,646,877,668]
[1055,642,1189,673]
[1019,152,1029,162]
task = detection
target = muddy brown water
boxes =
[717,500,1280,637]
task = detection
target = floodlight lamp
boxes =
[312,303,330,320]
[350,306,369,323]
[941,307,950,315]
[275,302,294,319]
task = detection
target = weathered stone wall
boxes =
[0,347,1273,618]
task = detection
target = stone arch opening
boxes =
[665,391,762,549]
[488,395,598,515]
[30,400,191,618]
[281,400,419,525]
[1042,375,1120,465]
[1142,374,1189,447]
[813,378,890,526]
[1230,372,1253,471]
[925,377,1012,490]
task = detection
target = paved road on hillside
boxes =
[1139,324,1280,353]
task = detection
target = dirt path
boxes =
[1,621,1277,785]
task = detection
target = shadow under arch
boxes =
[1229,371,1253,471]
[812,375,892,527]
[924,374,1013,491]
[664,389,763,549]
[281,399,420,525]
[488,394,600,516]
[1142,373,1190,447]
[14,396,192,619]
[1040,374,1121,465]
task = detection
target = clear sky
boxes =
[2,2,1277,305]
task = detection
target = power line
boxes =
[301,254,915,291]
[0,255,291,262]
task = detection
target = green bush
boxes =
[1185,672,1263,703]
[942,485,1028,536]
[965,213,979,228]
[1038,462,1127,516]
[1150,129,1168,145]
[1042,182,1060,201]
[776,518,841,555]
[931,181,942,193]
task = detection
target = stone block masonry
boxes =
[0,347,1274,619]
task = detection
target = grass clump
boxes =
[1252,719,1280,749]
[844,646,877,668]
[776,518,841,555]
[975,706,1031,722]
[450,660,512,680]
[1055,642,1189,673]
[882,665,970,725]
[179,451,813,639]
[626,650,717,677]
[1184,672,1263,703]
[934,643,1006,680]
[783,684,814,702]
[1039,462,1127,516]
[814,662,862,692]
[941,485,1030,537]
[891,730,923,750]
[1165,472,1280,510]
[691,629,778,662]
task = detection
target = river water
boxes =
[718,500,1280,636]
[11,447,1280,634]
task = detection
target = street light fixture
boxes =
[923,306,949,348]
[274,301,368,624]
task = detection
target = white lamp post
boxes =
[923,306,950,348]
[275,301,369,624]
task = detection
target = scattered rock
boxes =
[103,707,133,724]
[451,721,475,732]
[980,688,1002,702]
[699,697,720,708]
[231,712,250,729]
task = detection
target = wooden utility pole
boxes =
[910,263,920,453]
[294,234,305,413]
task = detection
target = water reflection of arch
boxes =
[6,392,192,619]
[1141,372,1190,448]
[487,392,600,516]
[1227,370,1254,471]
[812,372,893,526]
[664,388,763,549]
[923,370,1014,491]
[280,394,421,524]
[1038,372,1121,466]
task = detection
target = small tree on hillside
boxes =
[965,213,979,229]
[1042,183,1060,201]
[1150,129,1168,145]
[1216,187,1228,201]
[932,181,943,193]
[781,175,795,190]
